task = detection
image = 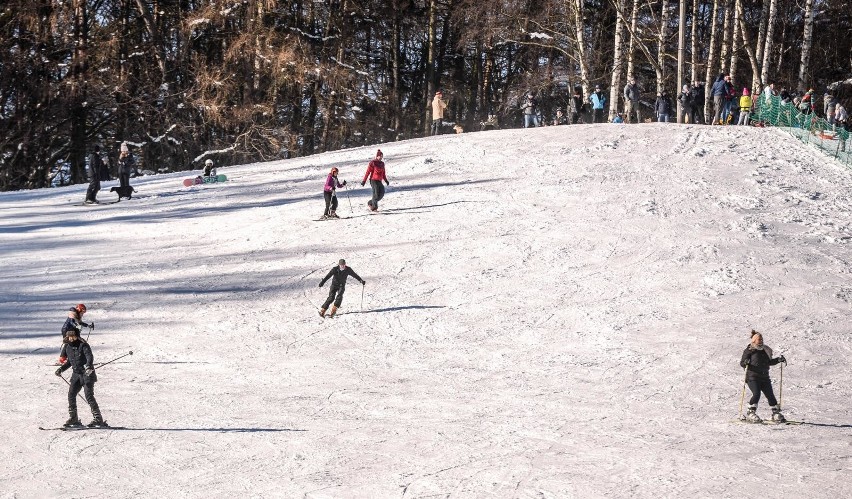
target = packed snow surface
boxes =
[1,124,850,497]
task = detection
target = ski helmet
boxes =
[331,167,339,175]
[339,258,346,265]
[205,159,213,166]
[76,303,87,314]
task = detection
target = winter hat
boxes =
[338,258,346,265]
[595,84,601,90]
[742,88,750,95]
[376,149,383,158]
[120,142,129,153]
[683,84,690,92]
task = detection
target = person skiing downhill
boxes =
[740,330,787,423]
[54,328,108,427]
[321,167,346,219]
[58,304,92,365]
[318,259,365,318]
[361,149,390,211]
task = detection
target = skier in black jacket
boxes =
[318,259,364,318]
[740,330,786,422]
[55,328,107,427]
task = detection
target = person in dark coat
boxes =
[739,330,786,423]
[117,142,135,198]
[655,90,673,122]
[85,146,105,204]
[318,259,365,318]
[677,85,693,123]
[58,303,92,365]
[361,149,389,211]
[55,328,107,427]
[569,88,584,124]
[690,80,706,124]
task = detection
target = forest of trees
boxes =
[1,0,849,191]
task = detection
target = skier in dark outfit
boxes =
[361,149,389,211]
[740,330,786,423]
[318,259,365,318]
[55,328,107,427]
[58,304,92,365]
[85,146,104,204]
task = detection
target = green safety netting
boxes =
[752,93,851,167]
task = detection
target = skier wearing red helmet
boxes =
[58,304,92,365]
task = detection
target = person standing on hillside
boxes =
[361,149,390,212]
[569,87,584,124]
[677,85,693,123]
[55,328,108,427]
[623,77,641,124]
[740,330,786,423]
[431,90,448,136]
[690,80,706,124]
[321,167,346,219]
[521,92,539,128]
[655,90,673,122]
[85,146,105,205]
[711,74,727,125]
[737,88,753,126]
[117,142,135,199]
[589,85,607,124]
[58,303,92,365]
[318,259,365,318]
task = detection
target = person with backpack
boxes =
[85,146,105,205]
[361,149,390,211]
[738,88,753,126]
[740,330,787,423]
[55,327,108,428]
[318,259,365,318]
[589,85,607,124]
[321,167,346,219]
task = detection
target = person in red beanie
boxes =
[361,149,390,211]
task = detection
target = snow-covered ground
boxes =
[1,124,850,497]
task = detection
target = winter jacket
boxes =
[324,174,344,193]
[836,105,849,123]
[89,153,104,182]
[521,96,538,116]
[711,76,727,97]
[623,83,640,102]
[320,265,364,289]
[689,84,705,107]
[362,159,387,183]
[740,345,781,380]
[655,94,673,115]
[739,95,753,112]
[677,91,692,108]
[57,339,97,382]
[61,308,89,337]
[590,91,606,110]
[118,154,135,176]
[724,81,735,101]
[432,95,447,120]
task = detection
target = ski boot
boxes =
[87,419,109,428]
[329,211,339,219]
[744,406,761,423]
[319,308,326,318]
[771,406,786,423]
[64,411,83,428]
[328,305,338,318]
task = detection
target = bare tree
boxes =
[609,0,628,120]
[798,0,815,92]
[760,0,778,86]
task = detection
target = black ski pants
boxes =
[68,373,101,418]
[323,191,338,216]
[119,172,131,190]
[747,377,778,407]
[86,177,101,202]
[322,285,346,309]
[368,180,385,210]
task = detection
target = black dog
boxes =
[109,185,136,200]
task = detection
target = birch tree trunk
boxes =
[755,0,770,68]
[797,0,814,92]
[760,0,777,86]
[735,0,761,91]
[425,0,437,135]
[657,0,670,94]
[627,0,640,79]
[729,3,740,85]
[690,0,699,83]
[719,0,733,74]
[609,0,627,120]
[704,0,721,120]
[677,0,686,122]
[573,0,591,98]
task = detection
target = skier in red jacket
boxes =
[361,149,390,211]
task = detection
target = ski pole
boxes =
[344,182,353,213]
[778,360,785,411]
[361,283,365,312]
[738,364,749,418]
[94,350,133,370]
[85,323,93,342]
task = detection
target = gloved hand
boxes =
[318,282,323,288]
[361,280,366,285]
[84,366,94,377]
[90,322,95,330]
[778,355,786,363]
[360,181,365,187]
[55,367,63,377]
[385,180,390,186]
[341,180,347,186]
[59,356,67,365]
[743,358,750,366]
